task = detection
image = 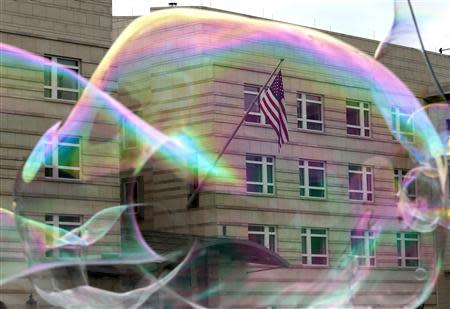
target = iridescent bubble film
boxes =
[1,3,449,308]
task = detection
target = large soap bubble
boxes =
[1,3,448,308]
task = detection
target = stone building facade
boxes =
[0,1,119,307]
[112,6,450,308]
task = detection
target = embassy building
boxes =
[0,1,449,308]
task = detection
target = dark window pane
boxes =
[58,169,79,179]
[306,94,321,101]
[405,259,419,267]
[45,215,53,221]
[59,136,79,144]
[346,108,360,126]
[308,161,324,168]
[311,229,326,235]
[58,145,80,167]
[44,66,51,86]
[267,165,273,183]
[302,256,308,264]
[248,234,265,247]
[246,155,262,161]
[247,184,263,192]
[57,69,78,89]
[297,101,302,118]
[306,102,321,121]
[364,129,370,136]
[269,235,276,251]
[59,216,80,223]
[363,110,369,127]
[347,101,360,107]
[347,127,361,135]
[300,188,305,196]
[367,193,373,201]
[405,240,418,258]
[309,169,324,187]
[248,225,264,232]
[246,163,262,182]
[306,122,322,131]
[44,88,52,98]
[45,167,53,177]
[298,120,303,128]
[311,256,327,265]
[57,90,78,101]
[366,174,372,191]
[351,238,365,256]
[309,189,325,197]
[311,237,326,255]
[349,192,364,200]
[57,58,78,66]
[267,185,274,194]
[301,236,307,254]
[299,168,305,186]
[349,173,363,190]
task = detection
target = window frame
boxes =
[346,100,371,137]
[121,176,144,220]
[45,214,82,258]
[44,55,80,101]
[397,232,419,268]
[301,228,328,266]
[350,230,375,267]
[391,107,415,141]
[44,135,81,180]
[348,165,373,201]
[394,169,416,200]
[244,84,266,125]
[248,225,277,252]
[297,92,324,131]
[245,154,275,195]
[299,160,326,199]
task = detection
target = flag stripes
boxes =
[259,70,289,147]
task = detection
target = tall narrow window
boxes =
[397,232,419,267]
[299,160,326,198]
[122,120,138,150]
[348,165,373,201]
[45,214,82,258]
[246,155,274,194]
[301,228,328,265]
[44,56,80,101]
[351,230,375,266]
[346,100,370,137]
[187,153,199,209]
[248,225,276,252]
[121,176,144,220]
[297,93,323,131]
[244,85,264,124]
[391,107,414,141]
[44,135,81,180]
[394,169,416,200]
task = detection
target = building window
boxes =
[394,169,416,200]
[299,160,326,198]
[45,214,82,258]
[121,176,144,220]
[397,232,419,267]
[44,56,80,101]
[351,230,375,266]
[348,165,373,201]
[246,155,274,194]
[297,93,323,131]
[346,100,370,137]
[187,153,199,209]
[248,225,276,252]
[244,84,265,124]
[301,228,328,265]
[44,135,81,179]
[391,107,414,141]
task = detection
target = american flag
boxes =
[260,70,289,147]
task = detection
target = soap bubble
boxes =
[1,3,449,308]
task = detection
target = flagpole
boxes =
[187,58,285,208]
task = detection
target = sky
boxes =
[112,0,449,53]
